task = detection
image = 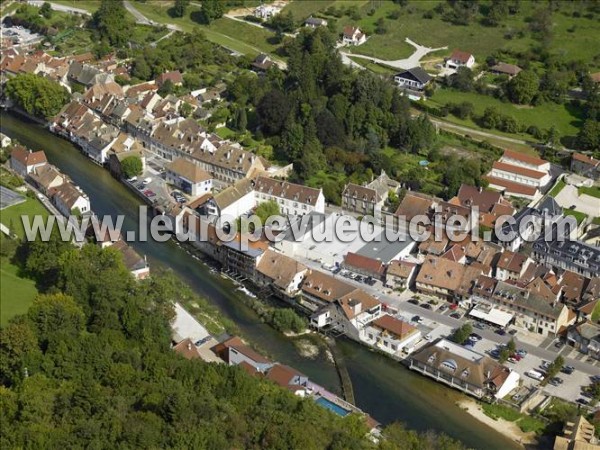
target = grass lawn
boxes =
[215,126,237,139]
[346,56,396,75]
[0,256,38,326]
[318,1,600,67]
[429,88,584,139]
[592,301,600,322]
[131,1,278,57]
[549,180,566,197]
[563,208,588,225]
[578,185,600,199]
[49,0,100,14]
[482,403,546,434]
[280,0,335,21]
[0,196,49,239]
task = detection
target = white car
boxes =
[526,370,544,381]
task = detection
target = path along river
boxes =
[1,111,520,450]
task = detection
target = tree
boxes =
[480,106,501,129]
[545,125,561,149]
[450,323,473,345]
[200,0,224,24]
[543,355,564,384]
[451,102,474,119]
[447,67,474,92]
[578,120,600,151]
[506,338,516,354]
[27,293,85,342]
[254,200,280,225]
[257,90,290,135]
[375,17,388,34]
[40,2,53,19]
[92,0,131,48]
[268,10,295,33]
[5,73,69,119]
[506,70,539,104]
[121,156,143,179]
[498,347,510,363]
[158,79,175,96]
[171,0,190,18]
[179,102,193,118]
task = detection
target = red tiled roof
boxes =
[502,150,547,167]
[450,50,473,63]
[572,152,599,167]
[484,176,538,196]
[372,315,417,339]
[343,252,385,276]
[492,161,547,179]
[10,147,47,166]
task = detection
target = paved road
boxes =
[297,255,599,377]
[28,0,91,16]
[341,37,447,70]
[123,1,182,31]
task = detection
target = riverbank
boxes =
[458,399,537,447]
[1,110,523,450]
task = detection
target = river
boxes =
[1,111,521,450]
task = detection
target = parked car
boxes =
[469,333,482,342]
[407,299,419,305]
[127,176,137,182]
[508,329,518,336]
[507,357,517,364]
[554,340,564,348]
[450,312,462,319]
[577,398,589,405]
[419,303,432,310]
[512,393,523,402]
[439,305,448,312]
[142,177,152,185]
[412,315,423,323]
[449,303,458,310]
[561,365,575,375]
[474,322,486,330]
[540,361,550,371]
[495,329,507,336]
[490,349,500,359]
[516,349,527,358]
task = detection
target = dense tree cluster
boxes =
[5,73,70,119]
[131,29,234,83]
[1,232,466,449]
[228,28,449,199]
[91,0,132,48]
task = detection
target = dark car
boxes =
[411,315,422,323]
[577,398,589,405]
[508,329,518,335]
[450,312,461,319]
[419,303,433,310]
[495,329,507,336]
[469,333,482,342]
[561,365,575,375]
[407,298,419,305]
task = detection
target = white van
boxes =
[526,369,544,381]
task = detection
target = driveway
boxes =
[554,184,600,218]
[341,37,447,70]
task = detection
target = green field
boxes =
[319,1,600,66]
[130,1,278,57]
[548,180,566,197]
[280,0,335,21]
[564,208,588,225]
[0,256,38,326]
[49,0,99,14]
[0,196,49,239]
[578,186,600,199]
[428,88,584,139]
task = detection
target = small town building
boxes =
[166,158,212,196]
[251,54,274,72]
[342,252,385,280]
[10,146,47,177]
[489,62,522,78]
[156,70,183,87]
[212,336,274,371]
[385,260,418,290]
[305,17,328,28]
[566,321,600,360]
[553,415,600,450]
[571,152,600,180]
[415,256,466,300]
[28,164,66,195]
[49,182,90,217]
[255,249,308,299]
[410,338,520,399]
[495,250,531,281]
[361,315,421,357]
[342,26,367,46]
[445,50,475,69]
[394,67,432,91]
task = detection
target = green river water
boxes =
[1,111,522,450]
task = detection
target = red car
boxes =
[449,303,458,310]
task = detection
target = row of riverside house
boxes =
[4,43,598,403]
[8,145,149,280]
